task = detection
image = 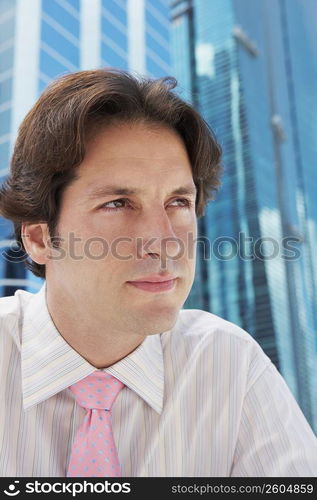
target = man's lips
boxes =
[127,277,178,292]
[128,274,177,283]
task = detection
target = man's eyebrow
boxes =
[86,184,197,199]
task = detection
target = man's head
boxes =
[0,69,222,337]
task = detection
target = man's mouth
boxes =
[127,278,178,293]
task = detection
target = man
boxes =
[0,69,316,477]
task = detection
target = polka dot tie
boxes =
[67,371,124,477]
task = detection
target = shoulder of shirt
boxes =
[0,288,34,317]
[0,289,35,347]
[171,309,271,376]
[167,308,272,386]
[175,308,258,347]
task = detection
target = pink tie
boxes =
[67,371,124,477]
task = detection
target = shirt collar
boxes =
[21,282,164,414]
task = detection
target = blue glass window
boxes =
[146,54,169,77]
[101,16,127,52]
[145,8,169,41]
[0,16,14,44]
[0,78,12,105]
[102,0,127,26]
[0,46,13,72]
[0,109,10,135]
[25,269,45,293]
[40,50,71,79]
[101,43,127,70]
[64,0,79,10]
[38,78,50,94]
[0,0,15,16]
[42,0,79,38]
[41,20,79,66]
[0,141,10,170]
[146,31,170,64]
[147,0,170,20]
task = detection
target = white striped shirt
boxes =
[0,282,317,477]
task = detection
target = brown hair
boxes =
[0,68,223,278]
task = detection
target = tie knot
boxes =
[69,371,124,410]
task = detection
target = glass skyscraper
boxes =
[172,0,317,432]
[0,0,171,295]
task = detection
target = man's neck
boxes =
[45,289,146,369]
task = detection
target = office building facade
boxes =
[171,0,317,432]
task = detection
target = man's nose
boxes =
[135,208,183,260]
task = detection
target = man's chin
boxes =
[136,305,181,335]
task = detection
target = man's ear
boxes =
[21,223,51,265]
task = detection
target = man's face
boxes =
[46,122,198,337]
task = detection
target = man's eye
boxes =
[99,197,193,212]
[100,199,131,211]
[170,198,193,208]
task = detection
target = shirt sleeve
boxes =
[230,361,317,477]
